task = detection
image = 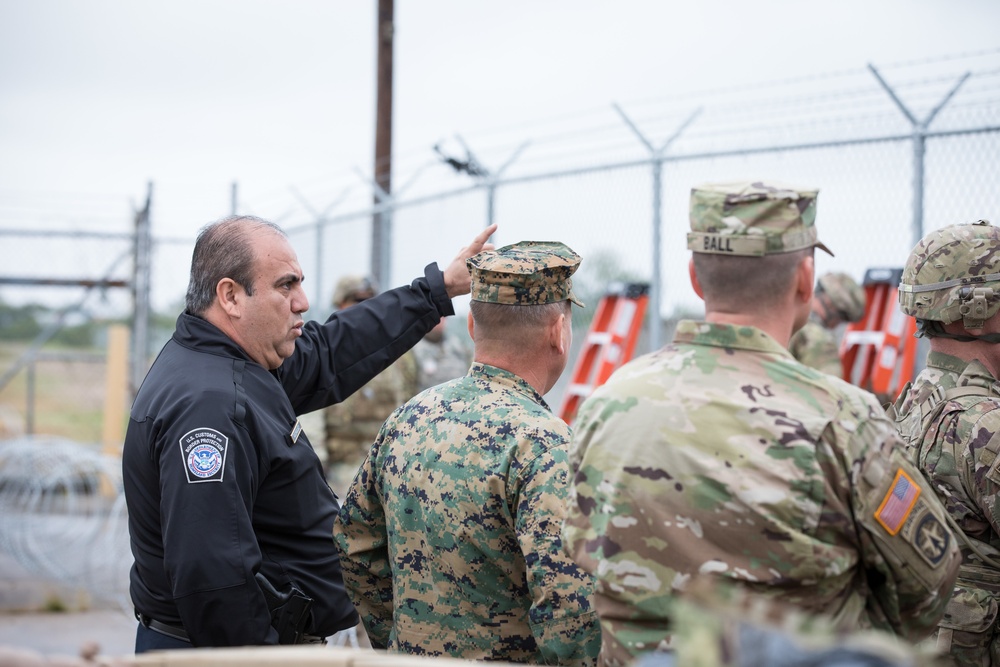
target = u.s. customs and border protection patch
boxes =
[179,427,229,483]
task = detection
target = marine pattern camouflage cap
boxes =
[818,272,866,322]
[687,180,833,257]
[899,220,1000,327]
[467,240,584,307]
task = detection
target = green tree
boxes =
[0,300,43,341]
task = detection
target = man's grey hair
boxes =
[470,300,570,342]
[185,215,286,316]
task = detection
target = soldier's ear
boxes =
[796,255,815,306]
[547,312,568,355]
[467,311,475,340]
[688,258,705,299]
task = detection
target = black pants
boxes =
[135,622,193,653]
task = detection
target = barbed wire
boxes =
[0,436,132,615]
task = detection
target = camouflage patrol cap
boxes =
[467,241,584,307]
[818,272,866,322]
[332,274,378,307]
[899,220,1000,327]
[687,180,833,257]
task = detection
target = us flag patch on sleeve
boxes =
[875,468,921,535]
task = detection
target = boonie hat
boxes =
[467,241,584,307]
[687,180,833,257]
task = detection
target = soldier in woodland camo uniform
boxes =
[562,180,961,667]
[333,241,600,665]
[789,271,866,376]
[324,275,418,498]
[890,220,1000,666]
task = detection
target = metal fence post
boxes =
[868,64,970,247]
[289,185,353,312]
[131,182,153,397]
[26,358,35,435]
[451,137,531,240]
[354,166,430,289]
[613,104,701,351]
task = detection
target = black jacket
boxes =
[123,264,452,647]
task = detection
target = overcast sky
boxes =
[1,0,998,311]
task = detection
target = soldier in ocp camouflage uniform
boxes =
[562,180,961,667]
[412,316,473,391]
[333,241,601,666]
[890,220,1000,666]
[324,275,418,499]
[789,271,866,376]
[637,576,952,667]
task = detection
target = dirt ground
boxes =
[0,551,135,658]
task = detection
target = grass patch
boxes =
[0,342,108,442]
[42,595,68,613]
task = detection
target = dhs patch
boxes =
[179,428,229,483]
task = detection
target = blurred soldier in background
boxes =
[890,220,1000,666]
[413,316,473,391]
[636,577,951,667]
[334,241,600,666]
[788,271,866,376]
[563,181,960,667]
[324,275,418,499]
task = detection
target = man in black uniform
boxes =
[123,215,495,652]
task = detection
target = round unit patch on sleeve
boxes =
[179,428,229,483]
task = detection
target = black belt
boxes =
[135,610,325,645]
[136,611,190,643]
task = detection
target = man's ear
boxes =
[467,311,475,340]
[797,255,815,305]
[688,258,704,299]
[216,278,242,318]
[549,312,567,355]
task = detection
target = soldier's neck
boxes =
[703,310,798,348]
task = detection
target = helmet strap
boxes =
[917,318,1000,344]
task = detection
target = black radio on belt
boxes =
[255,572,314,645]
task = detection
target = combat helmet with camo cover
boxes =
[899,220,1000,339]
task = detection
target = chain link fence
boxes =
[0,52,997,610]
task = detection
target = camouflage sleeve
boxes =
[841,412,961,640]
[332,442,394,649]
[397,350,419,402]
[513,442,601,667]
[324,392,354,431]
[956,410,1000,536]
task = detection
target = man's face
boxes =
[236,232,309,370]
[425,318,446,343]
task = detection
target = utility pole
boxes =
[132,182,153,397]
[371,0,394,289]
